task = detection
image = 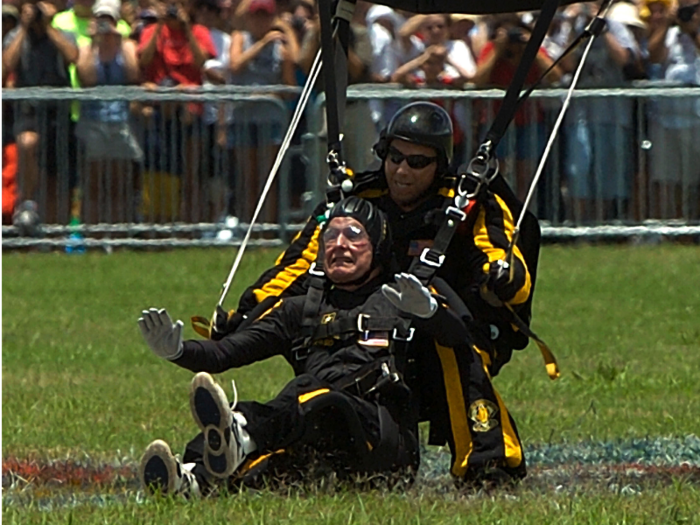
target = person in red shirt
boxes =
[138,0,216,86]
[473,14,562,200]
[137,0,216,223]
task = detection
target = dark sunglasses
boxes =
[323,224,368,245]
[387,146,437,169]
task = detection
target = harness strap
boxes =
[300,275,325,343]
[332,357,389,396]
[408,200,475,285]
[312,314,412,341]
[503,303,560,380]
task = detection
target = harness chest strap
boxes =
[409,201,474,285]
[311,313,413,341]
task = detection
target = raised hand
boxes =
[381,272,438,319]
[138,308,184,360]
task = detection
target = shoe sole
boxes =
[189,372,236,479]
[139,439,178,495]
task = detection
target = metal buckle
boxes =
[392,326,415,342]
[294,346,310,361]
[308,262,324,277]
[445,205,467,222]
[356,313,369,333]
[419,247,445,268]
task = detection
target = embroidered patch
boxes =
[408,239,434,257]
[469,399,499,433]
[321,312,336,324]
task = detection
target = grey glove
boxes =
[381,273,438,319]
[138,308,184,361]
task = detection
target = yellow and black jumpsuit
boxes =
[177,277,471,489]
[228,171,531,483]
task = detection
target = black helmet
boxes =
[324,196,392,272]
[374,101,454,171]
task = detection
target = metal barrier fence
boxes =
[3,83,700,249]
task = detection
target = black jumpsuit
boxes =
[175,277,471,487]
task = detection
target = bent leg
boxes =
[237,374,419,483]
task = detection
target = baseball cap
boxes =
[248,0,275,14]
[93,0,121,21]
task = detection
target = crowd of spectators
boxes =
[2,0,699,229]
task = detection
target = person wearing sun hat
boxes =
[52,0,131,67]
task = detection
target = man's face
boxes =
[384,138,439,211]
[323,217,373,284]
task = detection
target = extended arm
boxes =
[230,29,279,74]
[46,25,78,64]
[140,301,297,373]
[138,20,163,68]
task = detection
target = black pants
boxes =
[184,374,419,491]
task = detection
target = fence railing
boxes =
[3,82,700,249]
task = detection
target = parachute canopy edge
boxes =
[369,0,580,15]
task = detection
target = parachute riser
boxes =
[477,0,613,286]
[318,0,357,208]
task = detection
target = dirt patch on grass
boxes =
[4,439,700,506]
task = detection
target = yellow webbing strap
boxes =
[191,316,212,338]
[190,308,237,339]
[504,303,560,380]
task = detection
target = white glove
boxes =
[381,273,438,319]
[138,308,184,361]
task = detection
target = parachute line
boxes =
[217,49,323,307]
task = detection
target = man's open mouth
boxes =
[330,255,354,265]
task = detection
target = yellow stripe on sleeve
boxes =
[472,195,531,306]
[253,226,322,304]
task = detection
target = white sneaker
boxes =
[139,439,201,498]
[189,372,252,478]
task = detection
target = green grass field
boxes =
[3,244,700,523]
